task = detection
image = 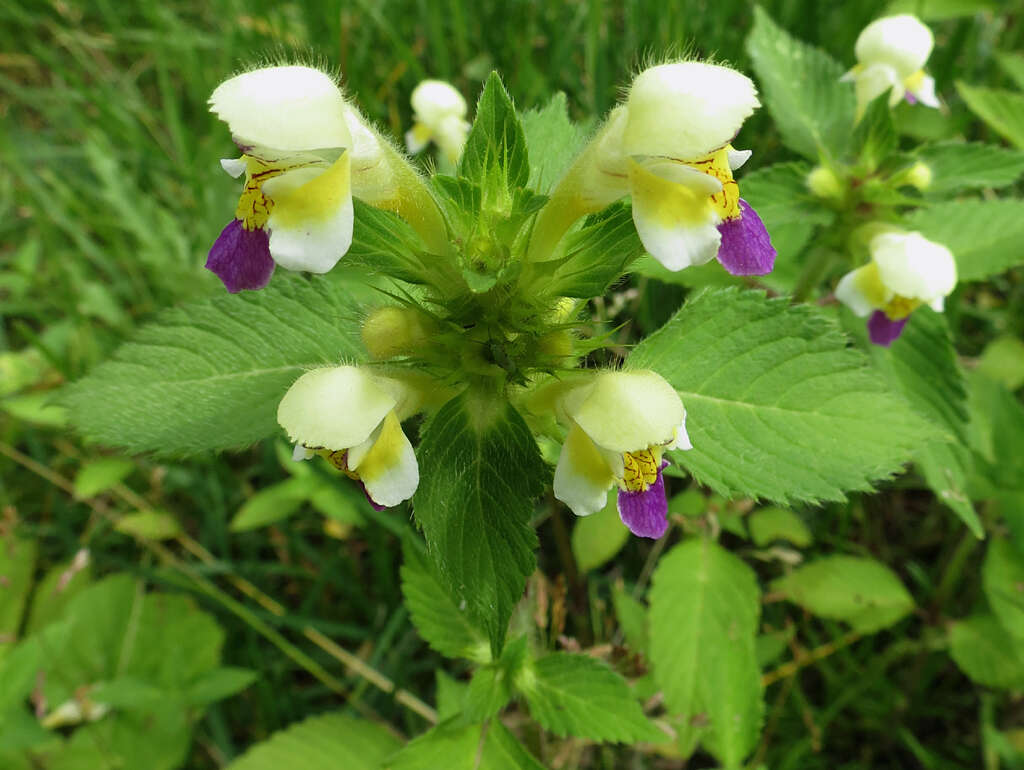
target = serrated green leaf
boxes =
[465,666,513,722]
[906,200,1024,282]
[459,72,529,197]
[413,393,546,654]
[628,289,935,504]
[384,719,545,770]
[63,276,366,455]
[948,614,1024,689]
[229,477,312,532]
[649,538,763,766]
[915,141,1024,195]
[746,6,855,160]
[225,712,400,770]
[520,92,587,193]
[115,511,183,541]
[983,538,1024,641]
[0,537,37,660]
[400,539,490,662]
[957,81,1024,148]
[571,493,629,573]
[346,200,433,283]
[748,507,812,547]
[73,457,135,498]
[435,670,468,721]
[517,652,663,743]
[771,555,914,632]
[978,335,1024,391]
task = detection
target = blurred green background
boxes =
[2,0,1023,767]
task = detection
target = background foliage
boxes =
[3,0,1024,767]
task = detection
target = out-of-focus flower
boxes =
[405,80,470,165]
[552,370,690,539]
[835,231,956,346]
[842,15,939,119]
[206,66,355,292]
[277,366,419,508]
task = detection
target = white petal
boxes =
[623,61,760,159]
[553,423,616,517]
[909,74,939,108]
[629,159,721,271]
[266,153,353,273]
[727,148,753,171]
[930,296,946,312]
[220,157,248,178]
[405,125,431,154]
[666,413,692,451]
[853,62,903,116]
[871,231,956,303]
[292,444,315,461]
[210,65,353,152]
[277,366,395,451]
[835,266,880,317]
[350,411,419,507]
[435,114,470,164]
[641,159,723,196]
[855,15,934,79]
[411,80,467,127]
[566,370,686,454]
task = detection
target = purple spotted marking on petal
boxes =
[905,91,918,105]
[716,199,776,276]
[206,219,275,293]
[617,463,669,539]
[867,310,908,347]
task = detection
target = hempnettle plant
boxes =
[46,5,1024,767]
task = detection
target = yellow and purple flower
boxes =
[552,370,690,539]
[277,365,419,509]
[835,230,957,346]
[206,66,355,293]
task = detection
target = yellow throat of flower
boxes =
[621,448,661,493]
[687,146,741,221]
[234,163,279,230]
[316,448,362,481]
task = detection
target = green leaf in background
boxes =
[865,308,981,536]
[612,584,649,655]
[571,492,629,573]
[964,373,1024,497]
[184,667,257,706]
[853,94,898,171]
[771,555,914,633]
[0,537,37,661]
[982,538,1024,641]
[948,614,1024,689]
[738,161,834,294]
[115,510,183,541]
[459,72,529,199]
[400,540,490,662]
[413,393,547,654]
[914,142,1024,196]
[956,81,1024,148]
[998,52,1024,90]
[649,538,763,766]
[519,92,587,193]
[885,0,999,20]
[63,276,366,455]
[746,6,855,160]
[748,507,812,548]
[628,289,935,504]
[224,712,401,770]
[229,478,312,532]
[906,199,1024,282]
[72,457,134,498]
[26,554,92,634]
[517,652,663,743]
[977,335,1024,391]
[384,719,545,770]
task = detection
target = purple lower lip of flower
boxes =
[206,219,275,293]
[617,462,669,539]
[905,92,918,105]
[716,199,776,276]
[358,482,388,512]
[867,310,908,347]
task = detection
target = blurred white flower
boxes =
[405,80,470,165]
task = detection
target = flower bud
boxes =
[622,62,760,160]
[903,161,933,191]
[361,306,431,360]
[806,166,844,200]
